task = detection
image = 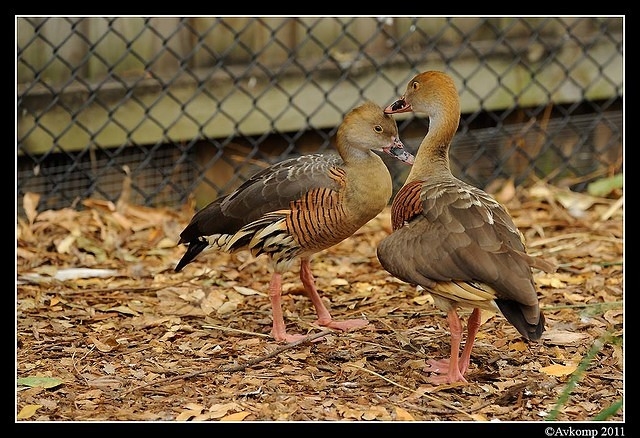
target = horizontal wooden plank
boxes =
[17,28,622,155]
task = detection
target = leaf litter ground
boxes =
[16,180,623,422]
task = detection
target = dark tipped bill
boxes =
[384,98,412,114]
[383,138,414,165]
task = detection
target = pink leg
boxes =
[424,309,468,384]
[268,272,308,343]
[299,258,368,331]
[458,308,481,375]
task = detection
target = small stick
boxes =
[117,329,333,397]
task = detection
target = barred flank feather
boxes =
[174,101,413,342]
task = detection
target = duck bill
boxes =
[383,138,414,165]
[384,98,412,114]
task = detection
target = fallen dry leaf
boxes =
[542,330,591,346]
[394,406,415,421]
[17,404,42,419]
[220,411,251,421]
[539,363,578,377]
[16,185,624,422]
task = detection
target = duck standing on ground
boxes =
[377,71,556,383]
[176,101,414,343]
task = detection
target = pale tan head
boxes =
[383,71,462,182]
[384,71,461,122]
[337,101,414,165]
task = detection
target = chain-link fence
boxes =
[17,17,623,215]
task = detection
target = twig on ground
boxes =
[346,364,475,419]
[117,329,333,397]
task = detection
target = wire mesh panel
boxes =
[17,16,623,215]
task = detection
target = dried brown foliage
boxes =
[16,181,623,422]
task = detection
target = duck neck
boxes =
[338,141,377,166]
[405,111,460,184]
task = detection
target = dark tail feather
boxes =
[496,300,545,341]
[175,238,209,272]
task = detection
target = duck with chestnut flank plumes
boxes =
[176,101,414,343]
[377,71,556,384]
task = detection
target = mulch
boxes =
[16,179,623,422]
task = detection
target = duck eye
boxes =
[374,125,383,133]
[412,81,420,90]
